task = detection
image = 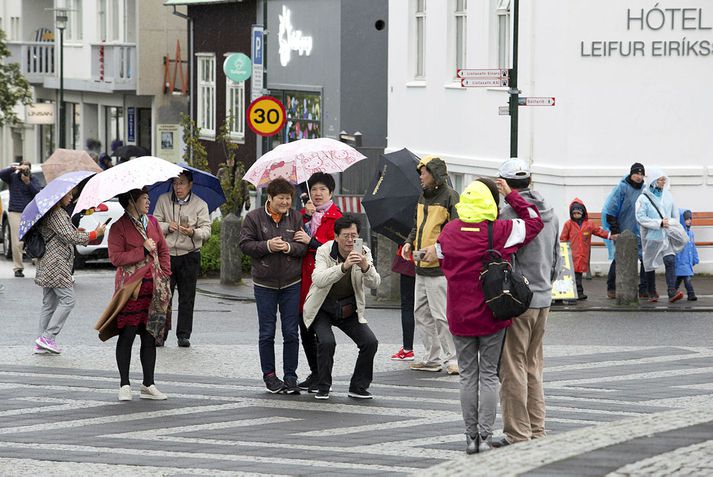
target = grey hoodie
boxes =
[500,189,561,308]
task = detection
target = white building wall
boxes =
[388,0,713,272]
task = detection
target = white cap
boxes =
[498,158,531,179]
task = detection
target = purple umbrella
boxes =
[19,170,96,240]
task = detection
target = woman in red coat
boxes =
[559,198,612,300]
[108,188,171,402]
[293,172,342,392]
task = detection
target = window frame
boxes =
[196,53,216,139]
[454,0,467,73]
[496,0,511,69]
[225,78,246,143]
[413,0,426,80]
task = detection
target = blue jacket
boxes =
[0,167,42,212]
[602,176,644,260]
[675,209,698,277]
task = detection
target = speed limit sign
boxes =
[247,96,286,137]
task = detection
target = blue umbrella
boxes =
[148,163,226,213]
[19,170,96,240]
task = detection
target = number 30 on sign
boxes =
[247,96,286,137]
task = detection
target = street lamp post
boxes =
[55,10,67,149]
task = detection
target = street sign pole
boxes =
[509,0,520,158]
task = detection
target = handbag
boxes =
[24,229,52,259]
[480,222,533,321]
[643,194,689,253]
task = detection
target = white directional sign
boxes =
[499,105,510,116]
[521,97,556,106]
[457,68,509,79]
[461,78,509,88]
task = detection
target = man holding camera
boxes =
[0,161,42,277]
[303,215,380,400]
[154,171,211,348]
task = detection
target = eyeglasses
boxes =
[338,233,359,240]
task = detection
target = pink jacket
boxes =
[438,191,543,337]
[108,213,171,291]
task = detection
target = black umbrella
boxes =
[112,145,149,159]
[362,148,422,244]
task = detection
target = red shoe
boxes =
[391,347,415,361]
[669,291,684,303]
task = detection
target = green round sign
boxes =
[223,53,252,82]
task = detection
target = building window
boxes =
[197,54,216,138]
[414,0,426,79]
[105,106,124,151]
[497,0,510,68]
[226,79,245,142]
[98,0,131,42]
[455,0,467,72]
[10,17,19,40]
[60,0,83,42]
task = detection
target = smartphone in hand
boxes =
[353,238,364,255]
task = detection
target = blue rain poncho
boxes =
[601,175,644,260]
[635,170,687,272]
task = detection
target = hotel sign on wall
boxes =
[25,103,55,125]
[581,6,713,57]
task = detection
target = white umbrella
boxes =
[74,156,184,212]
[243,138,367,187]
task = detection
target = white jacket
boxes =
[303,240,381,329]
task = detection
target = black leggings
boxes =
[116,324,156,387]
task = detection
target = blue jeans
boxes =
[254,283,301,380]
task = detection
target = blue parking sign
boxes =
[252,26,263,66]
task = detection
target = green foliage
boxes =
[241,252,252,274]
[179,112,208,171]
[216,117,252,217]
[0,29,32,127]
[200,219,222,276]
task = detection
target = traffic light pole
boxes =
[508,0,520,158]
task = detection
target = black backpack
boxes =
[480,222,533,321]
[24,228,49,259]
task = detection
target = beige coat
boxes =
[302,240,381,329]
[153,192,211,256]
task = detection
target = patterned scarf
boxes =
[115,213,171,343]
[309,200,333,235]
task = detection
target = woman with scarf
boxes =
[293,172,342,392]
[635,169,685,303]
[108,188,171,401]
[434,178,543,454]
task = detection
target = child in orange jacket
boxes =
[560,198,614,300]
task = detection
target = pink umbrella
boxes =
[42,149,102,183]
[243,138,367,187]
[74,156,184,212]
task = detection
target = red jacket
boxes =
[108,213,171,291]
[299,202,342,309]
[438,191,543,337]
[559,198,610,273]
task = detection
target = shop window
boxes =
[226,79,245,143]
[105,106,124,152]
[496,0,510,69]
[413,0,426,79]
[196,54,216,138]
[284,91,321,142]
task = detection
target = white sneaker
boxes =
[118,385,132,401]
[140,384,167,400]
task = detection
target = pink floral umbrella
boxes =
[243,138,367,187]
[74,156,184,212]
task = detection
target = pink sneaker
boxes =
[391,347,415,361]
[35,336,62,354]
[33,344,50,355]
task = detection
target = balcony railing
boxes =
[6,41,55,83]
[91,43,136,90]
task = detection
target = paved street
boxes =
[2,259,713,475]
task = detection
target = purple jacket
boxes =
[0,167,41,212]
[438,191,543,337]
